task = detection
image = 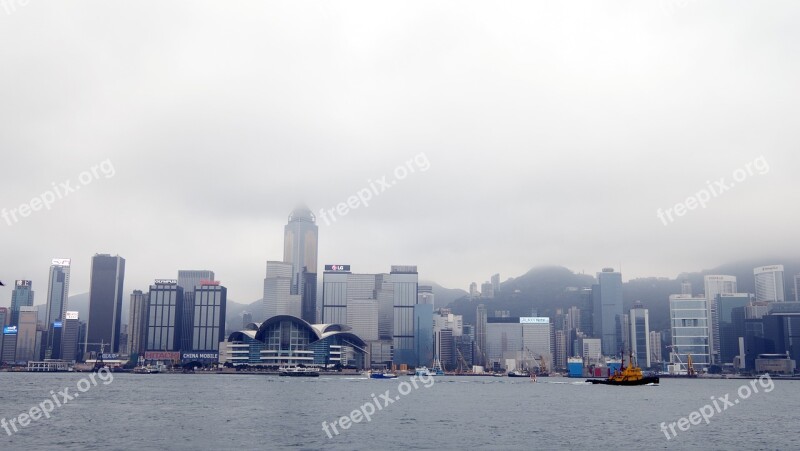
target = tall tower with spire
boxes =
[283,206,319,323]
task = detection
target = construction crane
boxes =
[455,348,471,374]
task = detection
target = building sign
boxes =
[145,351,181,361]
[200,280,220,286]
[51,258,71,266]
[100,353,120,360]
[3,326,18,335]
[65,311,79,320]
[182,352,219,361]
[15,280,31,287]
[520,317,550,324]
[53,321,63,328]
[325,264,351,272]
[154,279,178,285]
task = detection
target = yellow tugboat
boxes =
[586,352,659,386]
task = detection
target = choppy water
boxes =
[0,372,798,450]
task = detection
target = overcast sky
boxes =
[1,1,798,306]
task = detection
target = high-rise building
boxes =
[433,309,463,337]
[434,328,455,370]
[592,268,623,356]
[177,270,215,352]
[61,311,80,362]
[795,274,800,303]
[283,206,319,323]
[754,265,785,303]
[2,325,17,363]
[391,265,418,366]
[469,282,479,298]
[413,303,433,367]
[10,280,34,327]
[481,282,494,299]
[716,293,751,365]
[0,308,7,362]
[16,306,38,362]
[45,259,71,359]
[681,280,692,296]
[629,302,650,368]
[128,290,148,357]
[376,274,394,339]
[347,298,379,342]
[263,261,301,319]
[669,295,710,370]
[491,273,500,297]
[485,317,552,371]
[45,259,71,331]
[418,285,434,306]
[85,254,126,354]
[649,330,662,363]
[145,280,184,352]
[703,275,737,363]
[475,304,487,366]
[191,281,227,353]
[242,312,253,329]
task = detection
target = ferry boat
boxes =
[414,366,432,377]
[370,371,398,379]
[278,366,320,377]
[586,353,659,386]
[507,369,531,378]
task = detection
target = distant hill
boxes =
[446,260,800,333]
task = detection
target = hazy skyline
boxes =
[2,1,799,306]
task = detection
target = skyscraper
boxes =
[491,273,500,297]
[263,261,301,319]
[128,290,148,357]
[754,265,785,303]
[191,281,227,353]
[10,280,34,327]
[61,311,80,362]
[703,275,737,363]
[85,254,126,354]
[16,306,38,362]
[0,308,7,362]
[391,265,418,366]
[45,259,71,359]
[629,302,650,368]
[177,270,215,352]
[283,206,319,323]
[475,304,487,366]
[145,280,184,352]
[795,274,800,302]
[716,293,751,365]
[592,268,623,356]
[669,294,710,370]
[45,259,71,330]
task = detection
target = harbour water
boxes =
[0,373,798,450]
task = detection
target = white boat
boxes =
[414,366,431,377]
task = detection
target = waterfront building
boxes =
[649,331,663,363]
[191,281,227,354]
[225,315,367,368]
[754,265,785,303]
[593,268,624,356]
[264,261,301,319]
[716,293,751,365]
[283,206,319,323]
[128,290,148,357]
[145,280,184,352]
[10,280,34,327]
[669,295,710,370]
[485,317,552,371]
[704,275,737,362]
[61,311,80,362]
[391,265,419,366]
[475,304,487,366]
[347,298,379,342]
[85,254,126,353]
[16,306,38,362]
[629,302,651,368]
[177,270,215,352]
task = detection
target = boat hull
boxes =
[586,376,659,386]
[370,374,398,379]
